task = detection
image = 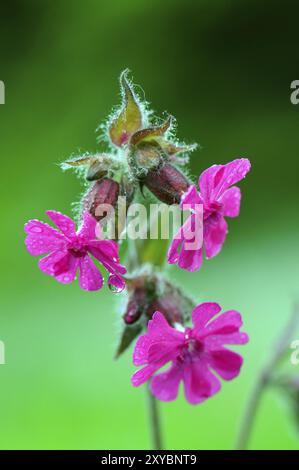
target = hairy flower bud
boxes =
[83,178,120,221]
[123,287,148,324]
[143,163,190,204]
[115,274,195,358]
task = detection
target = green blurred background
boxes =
[0,0,299,450]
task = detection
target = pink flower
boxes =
[168,158,251,271]
[131,302,248,404]
[24,210,126,292]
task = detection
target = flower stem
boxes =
[147,385,163,450]
[235,303,299,449]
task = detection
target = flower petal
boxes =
[199,158,250,202]
[46,210,76,238]
[219,186,241,218]
[53,252,79,284]
[192,302,222,331]
[78,255,103,291]
[89,242,127,284]
[131,365,159,387]
[38,250,68,276]
[89,240,122,267]
[150,363,183,401]
[178,243,203,272]
[204,216,228,259]
[132,312,184,366]
[78,211,99,239]
[183,361,221,405]
[168,213,203,272]
[209,349,244,381]
[199,310,243,339]
[24,219,65,256]
[180,185,202,210]
[204,332,249,349]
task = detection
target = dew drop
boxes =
[31,226,42,233]
[108,274,125,293]
[108,283,124,294]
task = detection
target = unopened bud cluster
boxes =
[62,70,196,227]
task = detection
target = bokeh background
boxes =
[0,0,299,450]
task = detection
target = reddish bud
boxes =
[83,178,120,221]
[143,163,190,204]
[123,287,148,324]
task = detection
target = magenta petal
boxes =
[132,312,184,366]
[147,312,183,342]
[78,255,103,291]
[150,363,183,402]
[212,158,250,199]
[183,361,221,405]
[148,341,181,366]
[219,186,241,218]
[199,158,250,201]
[89,239,119,261]
[38,250,68,276]
[54,253,79,284]
[198,165,220,202]
[46,210,76,238]
[209,349,243,380]
[204,216,228,259]
[24,219,65,256]
[133,334,152,366]
[168,213,203,272]
[131,365,159,387]
[167,233,182,264]
[178,244,203,272]
[200,310,243,339]
[205,332,249,349]
[192,302,222,331]
[78,211,99,239]
[180,184,202,209]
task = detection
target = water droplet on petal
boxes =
[108,274,125,293]
[108,283,124,294]
[31,226,42,233]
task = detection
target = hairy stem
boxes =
[147,385,163,450]
[235,303,299,449]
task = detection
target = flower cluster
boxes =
[24,70,250,405]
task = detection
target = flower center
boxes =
[176,328,204,363]
[204,200,223,221]
[68,236,88,258]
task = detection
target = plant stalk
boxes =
[235,303,299,449]
[147,385,163,450]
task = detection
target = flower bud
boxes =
[115,274,195,358]
[143,163,190,205]
[83,178,120,221]
[123,287,148,324]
